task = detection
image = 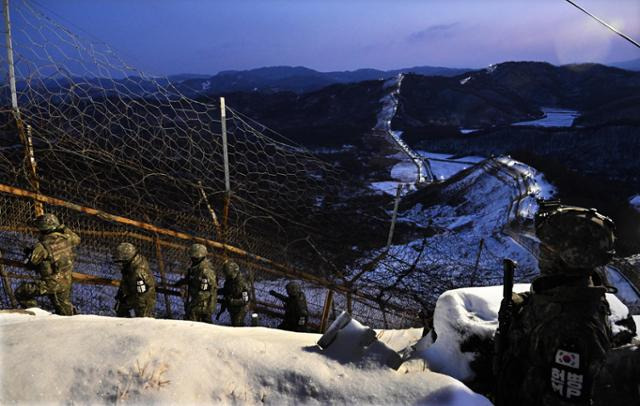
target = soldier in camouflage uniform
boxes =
[269,281,309,332]
[16,213,80,315]
[113,242,156,318]
[219,261,250,326]
[174,243,217,323]
[494,203,639,406]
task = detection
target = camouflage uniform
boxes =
[16,214,80,315]
[270,282,309,332]
[495,277,613,406]
[175,244,217,323]
[114,243,156,318]
[220,261,250,326]
[494,204,639,405]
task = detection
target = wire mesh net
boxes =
[0,0,423,329]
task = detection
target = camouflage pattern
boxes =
[34,213,61,232]
[591,344,640,406]
[495,275,613,406]
[16,223,80,315]
[175,256,217,323]
[188,243,207,260]
[535,205,616,271]
[114,248,156,318]
[114,242,137,263]
[221,261,250,326]
[272,282,309,332]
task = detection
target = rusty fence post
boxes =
[0,249,17,308]
[319,289,334,332]
[153,236,173,319]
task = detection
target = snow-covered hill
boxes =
[0,309,491,405]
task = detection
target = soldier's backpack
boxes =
[42,233,76,275]
[497,285,613,406]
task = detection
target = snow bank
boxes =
[415,284,529,381]
[0,310,491,405]
[414,285,636,382]
[630,195,640,212]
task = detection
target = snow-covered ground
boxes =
[413,285,639,382]
[397,158,552,274]
[512,107,579,127]
[606,267,640,311]
[373,75,429,185]
[417,151,485,182]
[0,309,491,405]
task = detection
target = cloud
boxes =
[407,23,460,43]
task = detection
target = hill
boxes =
[177,65,470,95]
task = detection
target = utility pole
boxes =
[3,0,43,216]
[220,97,231,239]
[220,97,230,196]
[385,183,403,250]
[219,97,231,252]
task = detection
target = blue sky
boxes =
[12,0,640,75]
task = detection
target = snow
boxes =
[605,266,640,310]
[630,195,640,212]
[416,151,485,182]
[391,161,420,183]
[370,181,401,196]
[374,74,429,184]
[0,309,491,405]
[459,77,471,85]
[430,160,471,182]
[512,107,579,127]
[459,128,479,134]
[413,285,635,383]
[495,156,556,219]
[396,158,543,278]
[414,284,530,381]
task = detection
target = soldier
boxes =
[218,261,250,326]
[113,242,156,318]
[15,213,80,315]
[269,281,309,332]
[174,243,217,323]
[494,203,639,405]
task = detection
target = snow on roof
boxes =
[1,309,491,405]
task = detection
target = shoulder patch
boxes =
[555,349,580,369]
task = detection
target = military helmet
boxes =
[35,213,60,232]
[114,242,138,263]
[535,204,615,270]
[286,281,301,296]
[223,261,240,278]
[189,243,207,260]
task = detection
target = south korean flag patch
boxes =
[550,348,587,403]
[200,277,209,291]
[136,279,147,294]
[555,349,580,369]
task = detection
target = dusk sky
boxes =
[16,0,640,75]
